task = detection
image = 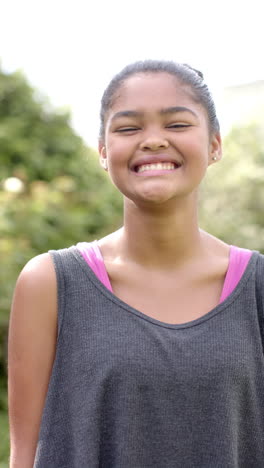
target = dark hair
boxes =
[99,60,220,141]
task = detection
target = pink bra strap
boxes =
[219,245,252,303]
[77,241,113,292]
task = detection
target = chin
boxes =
[135,190,178,205]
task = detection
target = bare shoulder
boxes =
[14,252,56,306]
[10,252,58,350]
[17,252,56,289]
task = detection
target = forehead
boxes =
[110,72,199,113]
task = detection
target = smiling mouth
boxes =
[135,162,180,173]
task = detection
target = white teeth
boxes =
[137,162,176,173]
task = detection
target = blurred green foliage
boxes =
[200,122,264,251]
[0,66,264,465]
[0,66,123,464]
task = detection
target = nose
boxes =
[139,134,169,151]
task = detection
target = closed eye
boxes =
[116,127,139,133]
[167,124,192,129]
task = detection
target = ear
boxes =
[208,133,222,166]
[98,142,108,171]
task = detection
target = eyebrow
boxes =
[111,106,198,121]
[160,106,198,117]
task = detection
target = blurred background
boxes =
[1,0,264,465]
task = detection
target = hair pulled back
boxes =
[99,60,220,141]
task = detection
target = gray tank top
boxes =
[34,246,264,468]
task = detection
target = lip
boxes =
[131,154,182,172]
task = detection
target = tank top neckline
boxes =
[74,242,256,330]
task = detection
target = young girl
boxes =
[8,60,264,468]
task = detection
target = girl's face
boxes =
[99,72,221,206]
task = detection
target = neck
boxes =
[119,195,204,268]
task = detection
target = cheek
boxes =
[186,131,210,156]
[106,145,122,167]
[106,139,131,166]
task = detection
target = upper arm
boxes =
[8,252,58,467]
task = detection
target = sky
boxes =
[1,0,264,148]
